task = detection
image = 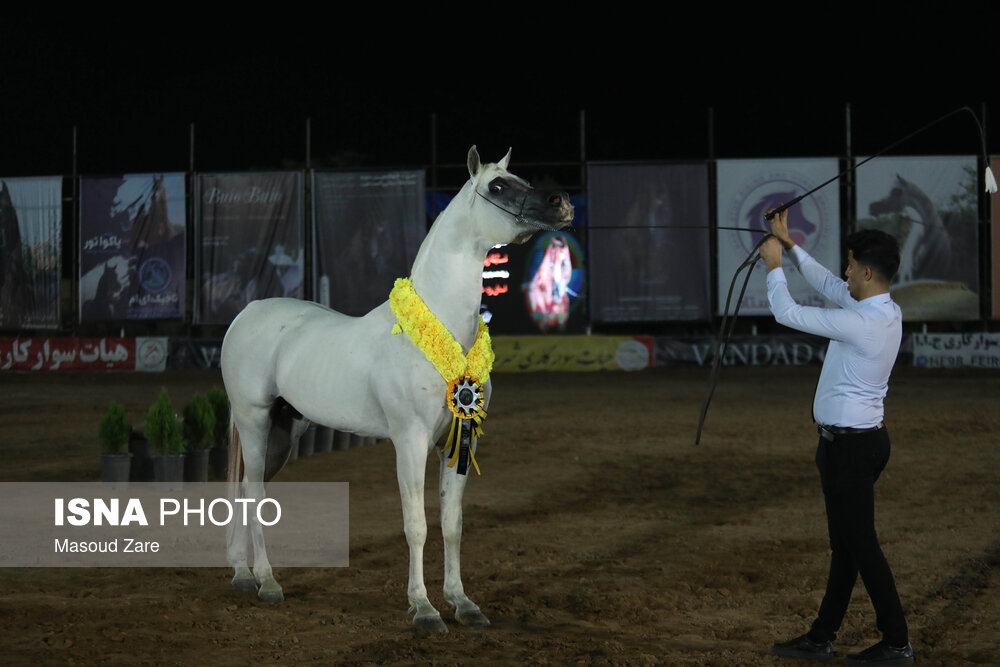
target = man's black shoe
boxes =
[845,640,915,665]
[771,633,835,662]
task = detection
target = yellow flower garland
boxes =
[389,277,493,385]
[389,277,494,475]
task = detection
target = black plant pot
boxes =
[314,426,333,453]
[129,428,155,482]
[209,444,228,480]
[184,448,210,483]
[100,452,132,489]
[153,454,186,491]
[298,427,315,457]
[334,430,353,450]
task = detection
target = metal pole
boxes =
[305,117,311,170]
[430,112,438,222]
[578,109,586,193]
[71,125,78,333]
[844,103,854,238]
[981,102,994,321]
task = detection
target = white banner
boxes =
[912,332,1000,368]
[716,159,841,315]
[856,155,979,321]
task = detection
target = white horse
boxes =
[221,146,574,632]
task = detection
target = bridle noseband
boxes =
[475,185,529,225]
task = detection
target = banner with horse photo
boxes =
[312,170,425,316]
[195,172,304,325]
[0,176,62,330]
[716,159,841,316]
[587,162,710,323]
[425,192,587,336]
[79,174,186,323]
[855,155,979,321]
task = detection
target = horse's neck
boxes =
[410,189,491,349]
[903,186,941,224]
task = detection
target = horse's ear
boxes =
[498,147,512,170]
[467,146,481,179]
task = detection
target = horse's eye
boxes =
[489,179,505,194]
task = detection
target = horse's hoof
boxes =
[257,583,285,603]
[456,608,491,627]
[414,614,449,634]
[231,575,257,593]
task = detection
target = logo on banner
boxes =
[139,258,172,293]
[727,173,828,255]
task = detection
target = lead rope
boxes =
[695,233,773,444]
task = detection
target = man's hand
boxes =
[759,237,784,271]
[765,208,796,251]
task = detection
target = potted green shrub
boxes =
[145,387,186,489]
[206,387,230,479]
[98,400,132,487]
[182,393,216,483]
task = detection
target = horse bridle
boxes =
[475,187,529,225]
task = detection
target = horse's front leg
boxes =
[439,449,490,627]
[395,435,447,633]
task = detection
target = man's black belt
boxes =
[818,422,884,441]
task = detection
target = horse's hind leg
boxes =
[439,450,490,627]
[227,404,284,602]
[226,418,256,594]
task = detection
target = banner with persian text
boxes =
[311,170,425,315]
[856,155,980,321]
[196,172,303,324]
[0,337,167,371]
[588,162,710,323]
[911,332,999,368]
[79,174,186,322]
[716,159,841,315]
[0,176,62,329]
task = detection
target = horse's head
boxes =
[869,175,928,217]
[466,146,574,245]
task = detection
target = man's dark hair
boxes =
[846,229,900,282]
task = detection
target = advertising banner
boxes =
[716,159,841,315]
[0,176,62,330]
[312,170,425,316]
[493,335,652,372]
[588,162,710,322]
[912,332,1000,368]
[196,172,303,324]
[856,155,979,321]
[0,337,167,372]
[79,174,186,322]
[652,333,829,368]
[425,193,587,336]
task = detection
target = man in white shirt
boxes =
[762,209,913,666]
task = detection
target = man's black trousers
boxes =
[808,426,909,647]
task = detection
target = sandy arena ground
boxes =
[0,366,997,666]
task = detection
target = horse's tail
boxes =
[225,416,244,561]
[227,417,244,485]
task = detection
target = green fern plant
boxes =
[206,387,230,446]
[145,388,185,456]
[98,401,131,455]
[183,393,217,450]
